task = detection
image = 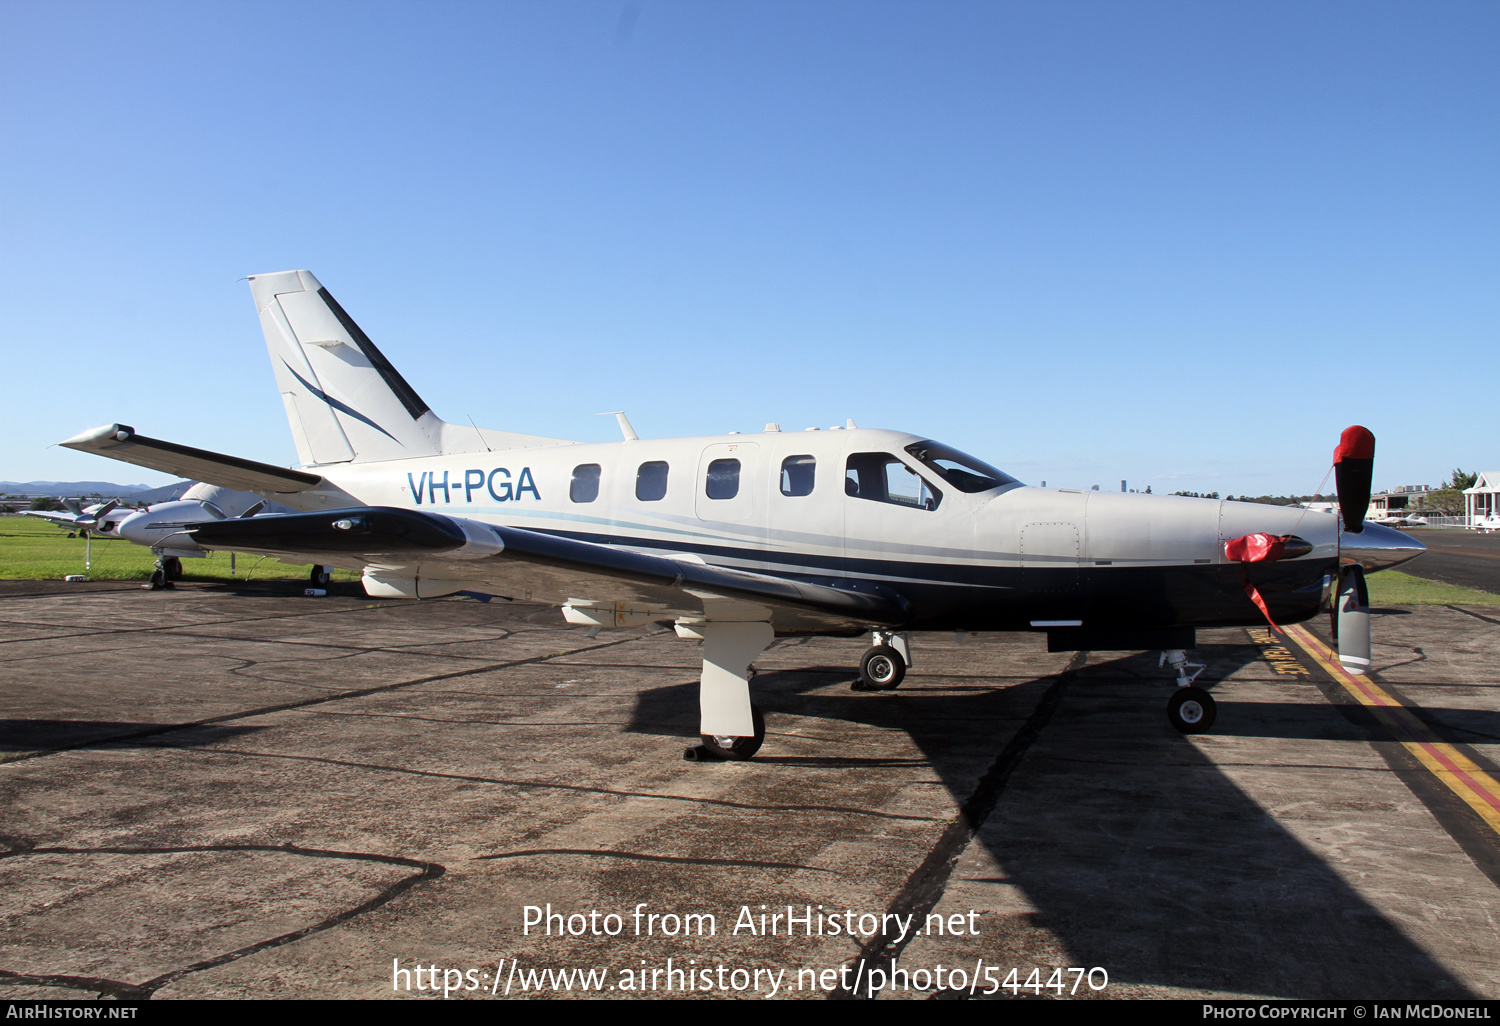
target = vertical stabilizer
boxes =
[249,270,576,465]
[249,270,443,466]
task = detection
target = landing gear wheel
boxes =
[309,565,331,587]
[1168,687,1216,733]
[163,557,183,581]
[686,705,766,761]
[853,645,905,691]
[148,569,168,590]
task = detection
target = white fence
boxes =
[1404,515,1470,528]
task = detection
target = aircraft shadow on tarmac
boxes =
[625,642,1472,999]
[0,721,267,755]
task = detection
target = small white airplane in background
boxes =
[60,271,1425,759]
[113,483,301,587]
[24,484,299,586]
[25,498,131,537]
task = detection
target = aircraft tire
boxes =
[309,565,331,587]
[695,705,766,760]
[163,557,183,581]
[858,645,906,690]
[1167,686,1216,733]
[148,569,167,590]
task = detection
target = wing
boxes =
[188,506,910,633]
[60,424,323,495]
[22,511,82,527]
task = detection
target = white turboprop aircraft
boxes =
[60,270,1425,758]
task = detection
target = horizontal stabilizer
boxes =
[60,424,322,495]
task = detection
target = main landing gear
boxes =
[1161,649,1215,733]
[851,631,911,691]
[679,621,774,762]
[309,565,331,587]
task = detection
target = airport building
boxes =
[1464,472,1499,525]
[1367,485,1432,516]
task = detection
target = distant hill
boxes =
[0,480,195,502]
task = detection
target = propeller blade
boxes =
[239,500,267,519]
[1334,425,1374,535]
[1336,565,1371,673]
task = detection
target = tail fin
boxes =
[248,270,572,466]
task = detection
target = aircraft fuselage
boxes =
[267,425,1342,635]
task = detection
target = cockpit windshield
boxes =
[903,440,1019,494]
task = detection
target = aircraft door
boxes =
[695,442,762,524]
[843,451,949,571]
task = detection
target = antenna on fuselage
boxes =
[599,411,639,441]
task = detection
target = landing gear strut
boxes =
[852,631,910,691]
[678,621,774,762]
[1161,649,1215,733]
[147,550,178,590]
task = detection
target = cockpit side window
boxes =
[845,452,941,510]
[904,440,1018,493]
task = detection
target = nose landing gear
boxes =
[1161,649,1215,732]
[852,631,911,691]
[147,555,183,590]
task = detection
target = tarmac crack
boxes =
[0,630,655,764]
[173,746,942,822]
[473,848,832,872]
[0,602,400,647]
[0,843,445,1000]
[832,652,1087,1000]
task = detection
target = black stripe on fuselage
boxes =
[520,525,1335,633]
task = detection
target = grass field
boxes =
[0,515,360,583]
[1365,570,1500,606]
[2,514,1495,604]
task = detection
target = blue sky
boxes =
[3,0,1495,495]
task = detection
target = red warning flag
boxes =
[1224,532,1289,633]
[1223,532,1287,563]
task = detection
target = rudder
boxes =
[249,270,443,466]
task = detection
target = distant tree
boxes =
[29,496,63,512]
[1418,490,1462,516]
[1171,491,1220,499]
[1447,468,1478,491]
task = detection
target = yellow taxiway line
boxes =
[1284,623,1500,838]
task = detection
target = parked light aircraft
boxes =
[60,270,1426,758]
[113,483,300,587]
[25,499,130,537]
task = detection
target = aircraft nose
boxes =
[1342,521,1427,572]
[116,510,152,545]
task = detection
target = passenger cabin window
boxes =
[636,461,669,502]
[780,455,815,496]
[705,459,740,500]
[845,453,942,510]
[570,464,601,503]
